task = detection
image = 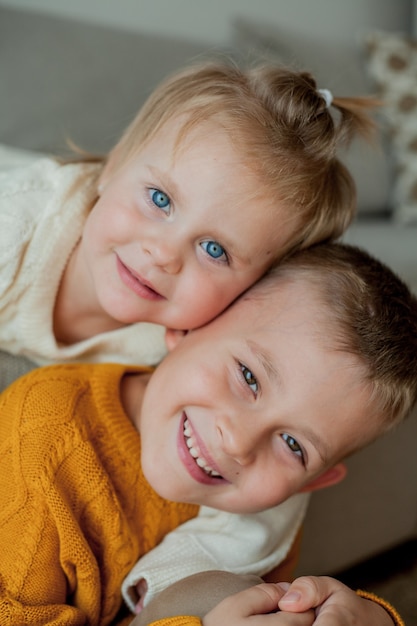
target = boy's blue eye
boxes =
[150,188,170,213]
[281,433,304,462]
[240,364,258,395]
[201,240,226,261]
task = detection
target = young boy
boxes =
[1,241,415,625]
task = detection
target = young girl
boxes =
[0,60,375,368]
[0,242,414,626]
[0,60,376,606]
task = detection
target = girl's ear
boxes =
[165,328,188,352]
[298,462,347,494]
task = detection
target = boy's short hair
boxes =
[246,242,417,430]
[110,60,377,258]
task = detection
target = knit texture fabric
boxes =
[356,590,404,626]
[149,615,202,626]
[0,363,198,625]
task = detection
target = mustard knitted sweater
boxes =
[0,363,198,625]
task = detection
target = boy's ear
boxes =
[165,328,188,352]
[298,462,347,494]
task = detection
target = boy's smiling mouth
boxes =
[182,416,224,481]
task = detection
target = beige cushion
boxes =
[366,31,417,224]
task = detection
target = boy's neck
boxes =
[53,240,125,345]
[120,371,150,430]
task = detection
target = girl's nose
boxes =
[144,239,182,274]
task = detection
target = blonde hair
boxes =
[249,243,417,430]
[100,60,377,258]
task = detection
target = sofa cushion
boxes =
[0,6,207,155]
[365,31,417,224]
[0,7,393,217]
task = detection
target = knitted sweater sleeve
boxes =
[0,363,199,626]
[0,386,94,624]
[148,615,202,626]
[0,367,120,625]
[356,590,404,626]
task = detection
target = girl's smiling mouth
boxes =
[116,254,164,300]
[178,414,225,484]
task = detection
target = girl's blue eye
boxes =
[240,364,258,395]
[281,433,304,463]
[150,188,170,213]
[201,240,227,261]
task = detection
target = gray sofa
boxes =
[1,5,416,577]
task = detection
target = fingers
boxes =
[277,577,396,626]
[224,582,285,615]
[204,583,315,626]
[278,576,342,612]
[203,583,282,626]
[270,612,315,626]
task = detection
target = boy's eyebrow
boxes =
[246,340,280,384]
[297,425,330,466]
[246,339,330,465]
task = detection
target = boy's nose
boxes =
[217,417,256,466]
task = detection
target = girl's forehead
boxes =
[153,111,246,153]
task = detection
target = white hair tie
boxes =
[317,88,333,108]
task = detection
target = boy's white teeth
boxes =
[183,419,221,478]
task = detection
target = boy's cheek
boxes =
[297,463,347,494]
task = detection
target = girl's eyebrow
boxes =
[146,164,252,269]
[147,165,180,199]
[147,166,252,266]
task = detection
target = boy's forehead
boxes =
[211,279,324,348]
[238,276,315,320]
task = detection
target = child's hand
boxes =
[278,576,396,625]
[203,582,315,626]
